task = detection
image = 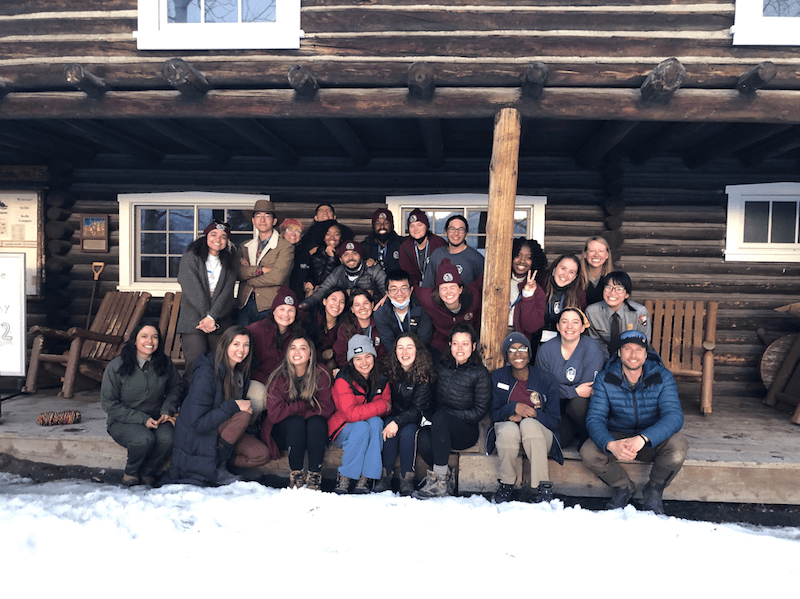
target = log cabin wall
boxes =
[2,0,800,401]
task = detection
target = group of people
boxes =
[100,200,688,514]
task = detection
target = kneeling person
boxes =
[580,330,688,514]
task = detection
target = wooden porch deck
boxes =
[1,386,798,505]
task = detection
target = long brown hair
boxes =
[339,288,374,340]
[265,335,330,412]
[382,333,436,386]
[545,254,583,310]
[214,326,253,402]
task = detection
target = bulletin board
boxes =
[0,192,43,296]
[0,253,26,376]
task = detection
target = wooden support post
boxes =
[408,62,435,100]
[736,62,777,94]
[521,62,548,100]
[162,58,211,99]
[288,65,320,97]
[640,58,686,104]
[481,107,521,372]
[64,64,108,99]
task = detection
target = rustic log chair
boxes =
[643,299,718,415]
[158,291,185,370]
[23,291,151,399]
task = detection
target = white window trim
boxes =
[732,0,800,46]
[119,191,267,296]
[135,0,303,50]
[385,193,547,248]
[725,182,800,262]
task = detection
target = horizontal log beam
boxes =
[3,88,800,124]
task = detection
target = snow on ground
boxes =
[1,472,797,598]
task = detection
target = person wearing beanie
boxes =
[415,258,484,360]
[237,199,295,327]
[581,329,688,515]
[177,219,238,385]
[328,334,392,494]
[299,238,387,312]
[398,208,446,287]
[361,208,403,274]
[420,214,484,288]
[246,285,305,399]
[488,332,562,504]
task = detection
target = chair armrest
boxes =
[28,325,75,341]
[65,327,125,345]
[702,341,716,351]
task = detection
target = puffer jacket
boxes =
[328,368,392,441]
[432,356,491,424]
[388,377,432,429]
[587,350,684,453]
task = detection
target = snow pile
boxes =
[0,475,797,597]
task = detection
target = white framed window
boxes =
[732,0,800,45]
[135,0,303,50]
[725,183,800,261]
[385,193,547,256]
[118,191,268,295]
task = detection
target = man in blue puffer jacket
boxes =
[581,330,688,515]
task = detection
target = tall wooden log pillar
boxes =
[481,107,521,371]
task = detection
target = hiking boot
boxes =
[305,471,322,491]
[372,468,392,493]
[642,482,666,515]
[140,475,157,487]
[121,474,140,487]
[214,467,242,486]
[353,475,371,494]
[537,481,554,503]
[493,482,514,504]
[413,469,450,499]
[399,472,415,496]
[334,473,351,495]
[605,482,636,510]
[289,470,306,489]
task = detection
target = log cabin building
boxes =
[2,0,800,417]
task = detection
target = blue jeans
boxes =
[382,420,419,476]
[237,296,271,327]
[332,417,384,480]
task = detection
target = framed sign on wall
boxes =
[0,252,26,377]
[0,193,43,296]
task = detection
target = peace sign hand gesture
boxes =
[523,270,538,293]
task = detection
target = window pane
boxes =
[141,256,167,278]
[169,208,195,232]
[141,209,167,231]
[763,0,800,17]
[467,210,488,250]
[198,209,214,232]
[141,232,166,254]
[206,0,238,23]
[169,233,193,255]
[433,211,458,235]
[771,202,797,243]
[743,201,769,242]
[169,0,201,23]
[513,210,528,236]
[244,0,276,22]
[226,209,250,232]
[169,257,182,278]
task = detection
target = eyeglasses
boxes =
[507,347,529,355]
[387,286,410,294]
[446,227,467,233]
[604,285,626,293]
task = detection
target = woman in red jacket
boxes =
[262,335,335,491]
[328,335,392,494]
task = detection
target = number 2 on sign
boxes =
[0,322,12,341]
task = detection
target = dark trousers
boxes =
[271,414,328,472]
[381,420,419,476]
[417,410,479,468]
[181,329,225,386]
[107,420,174,477]
[237,296,271,327]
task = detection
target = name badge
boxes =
[497,382,510,391]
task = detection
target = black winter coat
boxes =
[432,357,491,424]
[389,378,432,428]
[168,352,245,485]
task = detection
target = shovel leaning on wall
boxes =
[86,262,105,328]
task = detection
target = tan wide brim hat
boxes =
[245,199,280,224]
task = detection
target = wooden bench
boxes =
[23,291,151,399]
[158,291,184,369]
[644,299,718,415]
